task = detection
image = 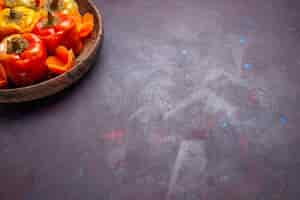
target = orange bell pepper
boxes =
[46,45,75,74]
[78,12,94,38]
[0,64,8,88]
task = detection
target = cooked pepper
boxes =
[45,0,79,15]
[0,0,4,10]
[4,0,38,9]
[46,45,74,74]
[47,0,81,28]
[78,12,94,38]
[33,12,76,53]
[0,6,42,39]
[60,22,82,55]
[0,33,48,86]
[0,64,8,88]
[40,0,93,53]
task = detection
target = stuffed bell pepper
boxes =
[43,0,79,15]
[0,33,48,86]
[33,11,79,53]
[0,6,42,39]
[0,0,95,88]
[46,0,94,39]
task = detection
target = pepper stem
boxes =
[47,11,55,25]
[8,9,22,20]
[7,37,29,55]
[50,0,59,10]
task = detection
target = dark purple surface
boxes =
[1,0,300,199]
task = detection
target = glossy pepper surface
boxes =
[44,0,79,15]
[4,0,38,9]
[0,33,48,86]
[0,64,8,88]
[33,12,76,54]
[0,0,4,10]
[46,45,74,74]
[0,6,42,39]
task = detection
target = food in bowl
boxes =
[0,0,94,88]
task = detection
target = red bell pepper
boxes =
[0,64,7,88]
[78,12,94,38]
[0,33,48,87]
[60,23,83,55]
[33,12,77,54]
[0,0,4,10]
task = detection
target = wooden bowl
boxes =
[0,0,103,103]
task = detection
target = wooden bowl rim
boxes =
[0,0,103,100]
